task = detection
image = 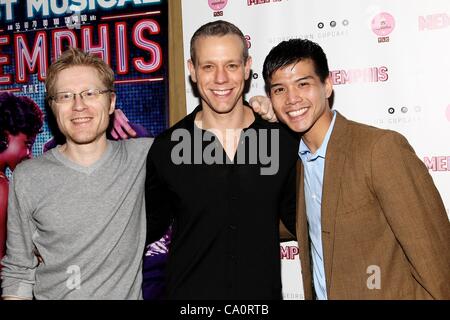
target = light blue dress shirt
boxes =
[298,111,336,300]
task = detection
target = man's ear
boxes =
[244,56,252,80]
[325,76,333,99]
[109,92,116,115]
[187,59,197,83]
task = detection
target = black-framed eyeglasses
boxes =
[50,89,115,104]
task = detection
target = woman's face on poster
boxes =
[1,132,35,171]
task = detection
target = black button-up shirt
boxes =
[145,105,298,300]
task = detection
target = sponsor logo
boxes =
[248,0,282,6]
[423,156,450,172]
[280,245,299,260]
[208,0,227,17]
[268,33,315,44]
[208,0,227,11]
[318,19,349,29]
[330,66,388,85]
[418,12,450,31]
[316,18,350,39]
[268,19,350,42]
[248,0,270,5]
[245,34,251,50]
[371,12,395,43]
[373,105,422,126]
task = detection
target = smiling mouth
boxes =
[212,89,232,96]
[287,107,308,118]
[71,117,93,124]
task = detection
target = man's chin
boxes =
[285,121,308,134]
[68,134,100,145]
[208,103,240,115]
[65,127,109,146]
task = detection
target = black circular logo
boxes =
[388,107,395,114]
[318,22,324,29]
[330,21,336,27]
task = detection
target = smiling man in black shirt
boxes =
[145,20,298,300]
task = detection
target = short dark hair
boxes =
[263,38,329,94]
[0,92,43,151]
[190,20,248,65]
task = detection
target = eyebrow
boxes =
[198,58,243,65]
[270,75,314,89]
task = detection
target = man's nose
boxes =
[214,67,229,83]
[72,94,88,111]
[286,89,302,105]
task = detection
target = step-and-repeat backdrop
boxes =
[181,0,450,300]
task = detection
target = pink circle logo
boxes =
[446,104,450,122]
[208,0,228,11]
[371,12,395,36]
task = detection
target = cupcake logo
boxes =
[208,0,228,11]
[371,12,395,36]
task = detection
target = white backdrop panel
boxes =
[181,0,450,300]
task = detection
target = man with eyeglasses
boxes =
[0,47,153,299]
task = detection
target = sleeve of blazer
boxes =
[370,131,450,299]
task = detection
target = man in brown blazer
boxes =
[253,38,450,299]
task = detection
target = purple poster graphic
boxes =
[0,0,170,299]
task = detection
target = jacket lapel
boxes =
[321,112,349,297]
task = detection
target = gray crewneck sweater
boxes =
[1,138,153,299]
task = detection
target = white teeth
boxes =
[72,117,91,123]
[212,89,231,96]
[288,108,307,117]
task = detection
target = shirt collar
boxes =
[299,110,337,161]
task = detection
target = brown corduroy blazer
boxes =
[296,112,450,300]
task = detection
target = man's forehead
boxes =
[273,60,316,77]
[194,34,244,51]
[54,66,102,87]
[57,65,97,75]
[194,36,245,62]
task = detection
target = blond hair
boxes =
[45,47,115,100]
